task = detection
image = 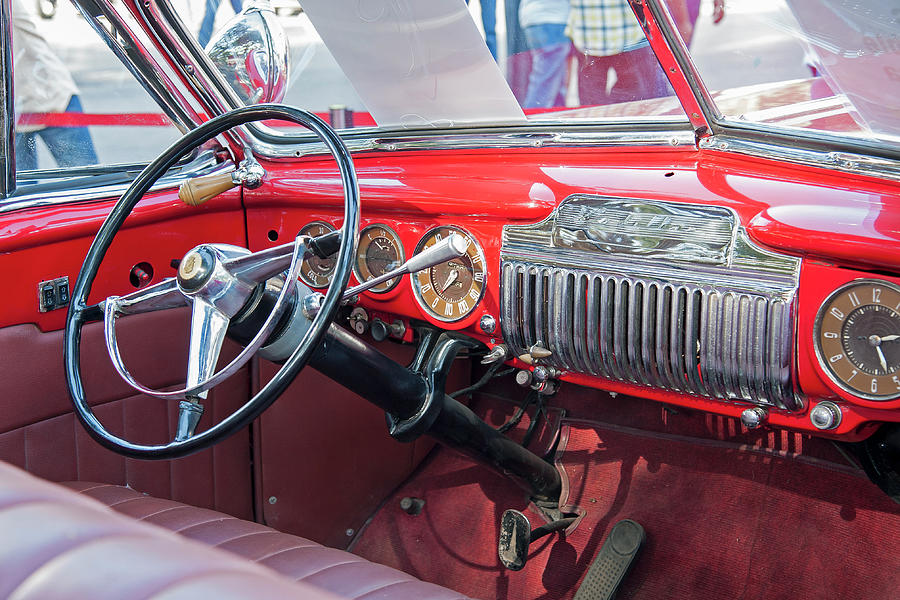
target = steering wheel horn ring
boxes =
[64,105,360,460]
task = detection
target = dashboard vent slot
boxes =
[501,262,797,409]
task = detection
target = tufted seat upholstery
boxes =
[0,461,468,599]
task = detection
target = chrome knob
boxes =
[810,401,842,430]
[740,406,768,430]
[515,370,533,387]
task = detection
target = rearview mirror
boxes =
[206,0,290,104]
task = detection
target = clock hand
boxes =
[876,345,889,373]
[440,270,459,293]
[881,334,900,342]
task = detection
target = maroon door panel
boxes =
[0,191,253,518]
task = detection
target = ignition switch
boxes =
[348,307,369,335]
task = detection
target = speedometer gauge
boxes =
[815,280,900,401]
[412,226,486,322]
[298,221,336,288]
[354,224,404,293]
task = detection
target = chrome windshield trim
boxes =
[71,0,198,132]
[700,135,900,183]
[637,0,716,137]
[251,128,696,159]
[0,0,15,197]
[0,153,224,214]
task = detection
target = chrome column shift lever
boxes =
[342,233,468,301]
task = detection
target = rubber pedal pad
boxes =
[574,519,645,600]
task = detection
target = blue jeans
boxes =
[15,96,98,171]
[523,23,570,108]
[467,0,498,60]
[198,0,243,48]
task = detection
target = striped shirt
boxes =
[567,0,649,57]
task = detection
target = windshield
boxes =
[176,0,688,129]
[686,0,900,146]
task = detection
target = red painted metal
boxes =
[3,139,899,439]
[241,144,900,437]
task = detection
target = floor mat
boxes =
[352,420,900,600]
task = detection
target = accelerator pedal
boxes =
[574,519,645,600]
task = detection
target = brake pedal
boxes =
[498,509,577,571]
[574,519,645,600]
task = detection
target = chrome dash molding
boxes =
[254,128,694,160]
[700,135,900,183]
[500,194,803,411]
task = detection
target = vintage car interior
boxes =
[1,0,898,598]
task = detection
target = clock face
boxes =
[411,226,486,323]
[298,221,336,288]
[353,225,404,293]
[815,280,900,400]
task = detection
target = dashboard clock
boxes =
[412,226,486,322]
[298,221,336,288]
[815,280,900,400]
[354,224,404,293]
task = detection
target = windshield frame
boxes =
[644,0,900,163]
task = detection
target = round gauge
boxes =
[353,224,404,293]
[412,226,486,323]
[815,280,900,401]
[298,221,336,288]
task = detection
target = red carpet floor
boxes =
[352,417,900,600]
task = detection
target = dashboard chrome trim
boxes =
[501,195,803,411]
[253,129,695,159]
[701,135,900,183]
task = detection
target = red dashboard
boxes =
[2,143,900,442]
[243,145,900,440]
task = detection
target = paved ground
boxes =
[26,0,809,169]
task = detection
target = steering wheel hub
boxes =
[177,248,215,291]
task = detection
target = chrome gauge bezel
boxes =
[352,224,405,294]
[411,225,487,323]
[298,221,336,289]
[813,279,900,401]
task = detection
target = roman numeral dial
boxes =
[412,226,487,323]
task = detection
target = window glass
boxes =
[11,0,180,172]
[682,0,900,146]
[177,0,686,130]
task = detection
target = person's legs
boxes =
[480,0,498,60]
[523,24,570,108]
[37,96,99,168]
[606,45,669,104]
[198,0,223,48]
[14,133,38,171]
[576,51,610,106]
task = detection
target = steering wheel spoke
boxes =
[112,277,189,316]
[186,299,230,401]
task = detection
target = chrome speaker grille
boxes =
[500,195,802,411]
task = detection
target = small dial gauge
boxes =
[354,225,404,293]
[815,280,900,401]
[412,226,486,323]
[298,221,336,288]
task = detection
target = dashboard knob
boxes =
[740,406,768,430]
[515,370,533,387]
[371,319,389,342]
[810,401,842,431]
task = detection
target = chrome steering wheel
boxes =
[64,105,359,459]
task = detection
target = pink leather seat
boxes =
[0,461,468,599]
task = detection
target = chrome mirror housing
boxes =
[206,0,290,104]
